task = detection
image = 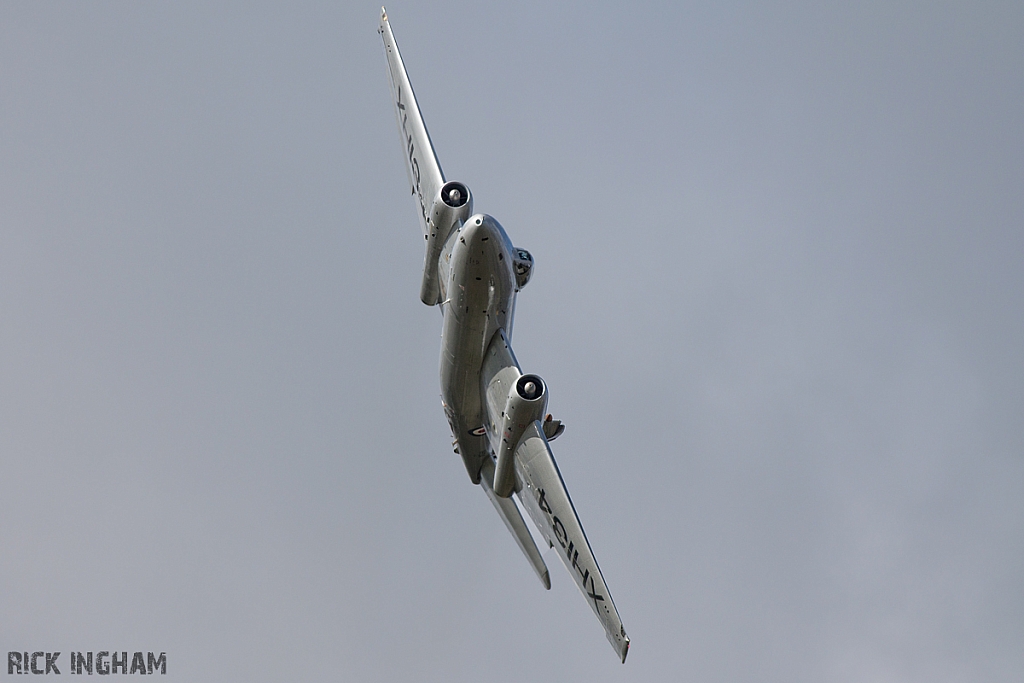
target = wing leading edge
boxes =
[514,422,631,662]
[379,7,444,238]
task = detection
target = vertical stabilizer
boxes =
[480,459,551,590]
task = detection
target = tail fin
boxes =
[379,7,445,238]
[480,459,551,590]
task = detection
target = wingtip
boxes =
[541,570,551,590]
[621,637,630,664]
[380,6,388,22]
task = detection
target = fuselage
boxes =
[438,213,517,483]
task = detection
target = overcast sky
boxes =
[1,2,1022,681]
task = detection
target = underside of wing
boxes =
[378,7,445,238]
[514,422,630,662]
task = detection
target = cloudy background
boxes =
[1,1,1021,681]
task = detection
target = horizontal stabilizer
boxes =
[514,422,630,662]
[480,459,551,589]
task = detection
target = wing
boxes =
[378,7,445,238]
[514,422,631,662]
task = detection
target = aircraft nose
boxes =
[461,213,503,245]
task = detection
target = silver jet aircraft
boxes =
[379,8,629,662]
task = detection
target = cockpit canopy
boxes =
[513,248,533,290]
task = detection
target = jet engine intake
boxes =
[440,181,469,208]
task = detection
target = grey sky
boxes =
[1,2,1022,681]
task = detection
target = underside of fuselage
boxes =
[439,213,518,483]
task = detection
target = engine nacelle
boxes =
[493,373,548,497]
[420,181,472,305]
